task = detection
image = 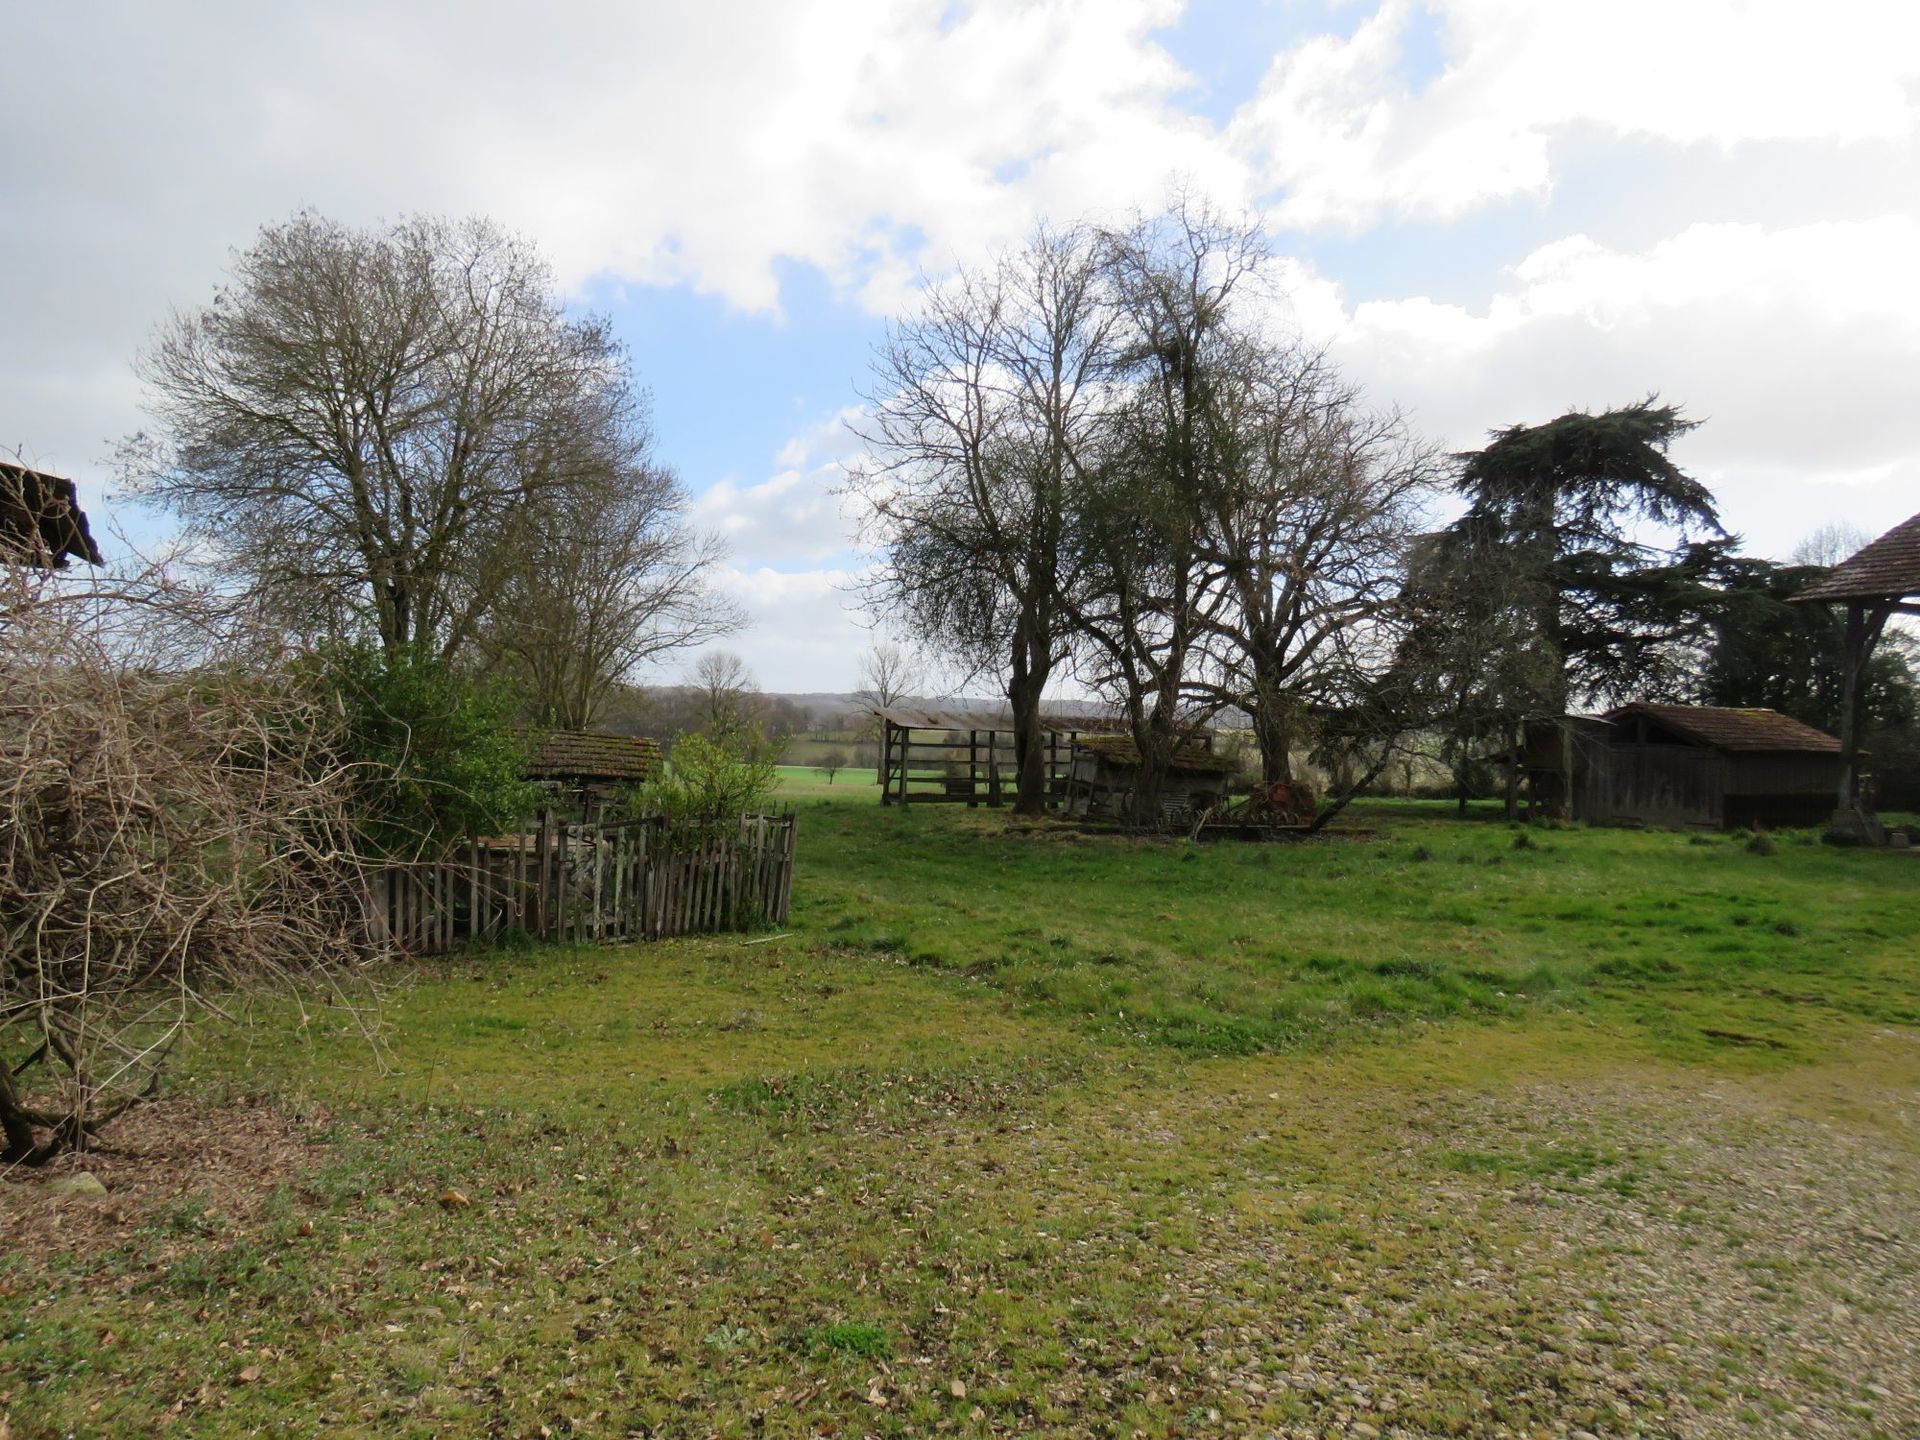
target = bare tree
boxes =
[1067,200,1267,822]
[1790,523,1873,570]
[1,564,372,1164]
[476,461,742,729]
[1393,530,1563,817]
[125,212,651,661]
[1190,347,1440,783]
[817,748,849,784]
[851,641,923,780]
[689,649,758,735]
[852,223,1114,814]
[854,641,923,710]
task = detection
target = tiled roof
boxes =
[872,703,1133,736]
[522,730,663,782]
[1796,512,1920,602]
[1,461,102,568]
[1607,704,1841,754]
[1074,733,1234,774]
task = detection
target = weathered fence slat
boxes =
[374,811,795,956]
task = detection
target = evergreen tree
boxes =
[1448,399,1720,713]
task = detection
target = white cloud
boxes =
[1235,0,1920,229]
[8,0,1920,684]
[713,564,875,693]
[692,406,869,569]
[1319,215,1920,550]
[0,0,1247,497]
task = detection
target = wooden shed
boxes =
[522,730,663,820]
[1511,705,1845,829]
[1064,735,1234,822]
[2,461,101,568]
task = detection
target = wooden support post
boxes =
[898,728,911,807]
[469,842,480,946]
[556,821,571,943]
[1832,600,1892,839]
[534,809,551,938]
[968,729,979,807]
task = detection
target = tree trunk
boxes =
[1503,719,1521,822]
[0,1061,41,1165]
[1007,623,1053,816]
[1131,702,1178,826]
[1254,704,1293,785]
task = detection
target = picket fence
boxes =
[374,811,796,956]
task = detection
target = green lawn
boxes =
[4,786,1917,1438]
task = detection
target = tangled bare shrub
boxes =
[1,566,372,1165]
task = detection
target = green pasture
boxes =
[5,781,1917,1438]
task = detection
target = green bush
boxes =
[306,642,535,858]
[633,726,782,835]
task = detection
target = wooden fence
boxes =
[374,811,796,956]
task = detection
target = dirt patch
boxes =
[0,1096,328,1254]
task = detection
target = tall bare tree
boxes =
[854,640,923,711]
[852,223,1114,814]
[476,462,741,729]
[1067,201,1266,821]
[689,649,758,735]
[1190,347,1439,783]
[125,212,652,661]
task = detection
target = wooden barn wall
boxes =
[1579,745,1725,827]
[1721,754,1843,797]
[1575,747,1841,829]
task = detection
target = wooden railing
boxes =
[374,811,796,956]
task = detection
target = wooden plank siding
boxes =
[373,811,797,956]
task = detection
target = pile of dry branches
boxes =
[1,565,373,1165]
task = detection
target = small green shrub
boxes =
[633,727,781,836]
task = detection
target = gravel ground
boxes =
[1164,1043,1920,1438]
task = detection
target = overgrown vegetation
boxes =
[307,641,536,859]
[0,569,371,1164]
[631,724,783,836]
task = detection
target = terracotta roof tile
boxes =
[1,461,102,568]
[1606,703,1841,754]
[1796,512,1920,602]
[1074,733,1234,774]
[522,730,663,782]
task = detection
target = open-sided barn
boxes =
[872,705,1132,807]
[1794,510,1920,840]
[1508,704,1845,829]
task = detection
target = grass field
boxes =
[4,778,1918,1438]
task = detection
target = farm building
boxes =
[1794,510,1920,840]
[522,729,663,820]
[1064,734,1234,821]
[1,461,101,568]
[872,704,1134,806]
[1506,704,1845,829]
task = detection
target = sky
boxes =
[4,0,1918,694]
